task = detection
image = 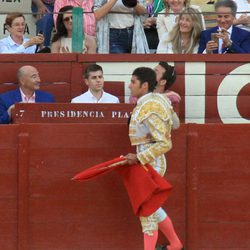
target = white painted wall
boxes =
[97,61,250,124]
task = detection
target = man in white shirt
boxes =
[71,64,120,103]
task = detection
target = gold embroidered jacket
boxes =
[129,93,173,174]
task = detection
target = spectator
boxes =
[143,0,165,52]
[54,0,96,53]
[51,5,87,53]
[156,0,205,40]
[157,7,203,53]
[93,0,149,53]
[154,61,181,107]
[154,61,181,129]
[233,0,250,32]
[0,12,44,54]
[71,64,120,103]
[31,0,55,47]
[198,0,250,53]
[0,65,54,124]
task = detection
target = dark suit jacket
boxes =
[198,26,250,54]
[0,88,54,124]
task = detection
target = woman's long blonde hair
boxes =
[168,7,202,53]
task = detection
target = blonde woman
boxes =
[156,0,205,40]
[157,7,203,53]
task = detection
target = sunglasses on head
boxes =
[63,15,73,22]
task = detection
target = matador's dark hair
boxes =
[132,67,157,92]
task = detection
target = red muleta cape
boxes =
[72,156,172,217]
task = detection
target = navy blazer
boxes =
[198,26,250,54]
[0,88,54,124]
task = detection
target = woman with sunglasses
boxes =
[53,0,96,53]
[51,5,87,53]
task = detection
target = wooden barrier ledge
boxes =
[0,123,250,249]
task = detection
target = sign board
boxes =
[1,0,30,13]
[12,103,134,124]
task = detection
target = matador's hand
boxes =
[125,153,139,165]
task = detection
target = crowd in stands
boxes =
[0,0,250,54]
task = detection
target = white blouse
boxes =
[156,33,199,54]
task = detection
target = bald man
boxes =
[0,65,54,124]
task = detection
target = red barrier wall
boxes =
[0,125,19,249]
[0,123,249,250]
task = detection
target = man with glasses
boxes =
[0,12,44,53]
